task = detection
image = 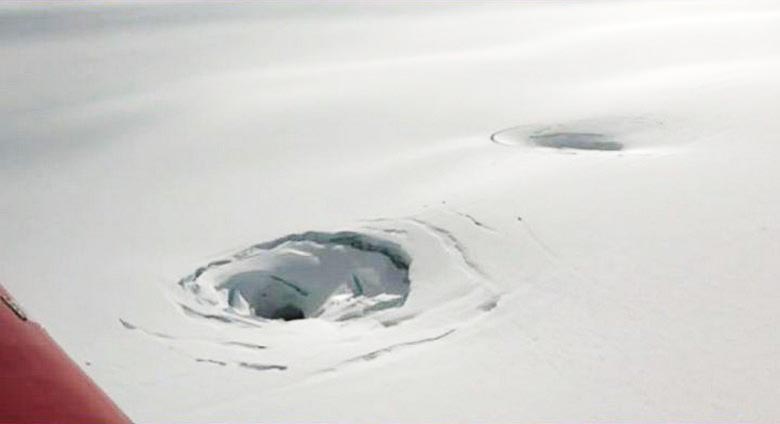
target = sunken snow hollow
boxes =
[178,232,411,321]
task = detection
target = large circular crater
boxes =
[178,232,411,322]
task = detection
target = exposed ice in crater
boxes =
[490,116,670,151]
[493,127,624,151]
[528,132,623,151]
[178,232,411,321]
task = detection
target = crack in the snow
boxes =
[343,329,456,364]
[408,218,487,277]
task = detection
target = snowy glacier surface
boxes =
[2,1,780,422]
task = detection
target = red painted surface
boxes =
[0,284,131,423]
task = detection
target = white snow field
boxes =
[3,1,780,422]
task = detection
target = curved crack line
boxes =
[119,318,267,350]
[451,210,497,233]
[333,329,456,369]
[178,303,265,328]
[407,218,487,278]
[238,362,287,372]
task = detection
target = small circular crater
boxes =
[490,116,667,152]
[493,126,623,151]
[528,132,623,151]
[178,232,412,322]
